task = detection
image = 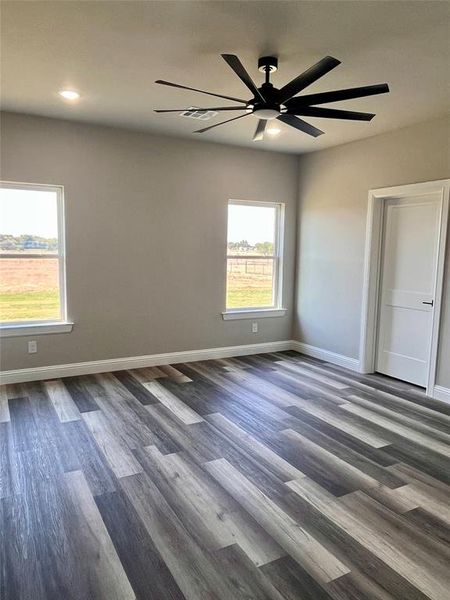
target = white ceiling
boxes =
[2,1,449,154]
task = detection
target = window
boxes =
[225,200,285,318]
[0,182,70,334]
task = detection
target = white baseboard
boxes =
[433,385,450,404]
[3,337,448,404]
[291,340,361,372]
[0,340,292,384]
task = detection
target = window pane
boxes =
[227,204,276,257]
[0,257,61,321]
[0,186,61,322]
[226,257,274,308]
[0,188,59,255]
[226,202,278,309]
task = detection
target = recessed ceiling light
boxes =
[266,126,281,136]
[58,90,80,100]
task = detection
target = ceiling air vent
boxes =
[180,107,218,121]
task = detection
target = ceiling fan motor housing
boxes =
[250,82,283,119]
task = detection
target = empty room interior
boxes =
[1,1,450,599]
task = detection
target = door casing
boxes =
[359,179,449,397]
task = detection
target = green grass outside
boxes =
[226,284,273,309]
[0,290,60,322]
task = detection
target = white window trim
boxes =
[222,308,287,320]
[223,199,286,320]
[0,321,73,338]
[0,181,72,335]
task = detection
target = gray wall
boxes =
[293,115,450,387]
[0,112,298,371]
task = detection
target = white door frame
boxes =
[359,179,449,396]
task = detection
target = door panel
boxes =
[376,195,441,386]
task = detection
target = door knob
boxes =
[422,300,434,306]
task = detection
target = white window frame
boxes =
[222,199,287,320]
[0,181,73,337]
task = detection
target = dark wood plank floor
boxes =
[1,351,450,600]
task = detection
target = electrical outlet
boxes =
[251,322,258,333]
[28,340,37,354]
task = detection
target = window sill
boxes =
[222,308,287,321]
[0,322,74,338]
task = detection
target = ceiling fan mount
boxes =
[154,53,389,141]
[258,56,278,73]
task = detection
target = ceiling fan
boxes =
[154,54,389,141]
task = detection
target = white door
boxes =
[376,194,441,386]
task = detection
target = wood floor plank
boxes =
[135,445,285,566]
[403,507,450,546]
[285,403,392,449]
[223,368,302,408]
[204,457,350,584]
[132,366,168,381]
[0,422,18,499]
[146,404,289,500]
[90,373,179,454]
[185,361,291,421]
[341,401,450,458]
[298,358,450,424]
[113,370,160,405]
[275,360,350,390]
[212,544,287,600]
[347,393,450,445]
[64,470,135,600]
[90,372,157,448]
[159,364,193,383]
[82,410,143,478]
[63,419,117,496]
[43,379,81,422]
[282,411,398,468]
[62,376,99,412]
[95,487,185,600]
[0,385,10,422]
[269,364,349,406]
[282,490,431,600]
[386,461,450,495]
[142,380,204,424]
[207,412,306,482]
[393,478,450,524]
[325,570,397,600]
[1,491,48,599]
[281,428,417,511]
[251,369,393,448]
[260,556,334,600]
[280,412,404,487]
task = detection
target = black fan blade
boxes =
[287,106,375,121]
[221,54,265,102]
[253,119,267,141]
[154,107,248,113]
[286,83,390,107]
[194,113,249,134]
[278,56,341,103]
[155,80,247,104]
[277,114,324,137]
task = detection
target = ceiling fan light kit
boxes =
[155,54,389,142]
